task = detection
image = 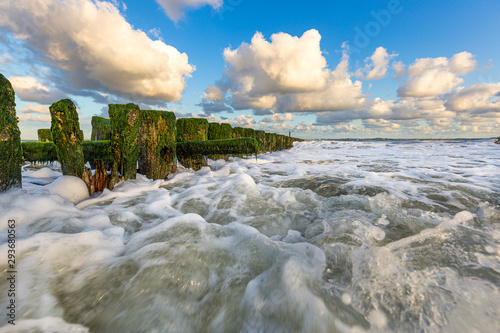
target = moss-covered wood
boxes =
[232,127,244,138]
[176,118,209,170]
[138,110,176,180]
[83,140,111,164]
[0,74,22,191]
[255,130,266,154]
[208,122,233,160]
[21,142,58,163]
[265,133,276,152]
[109,103,140,181]
[38,129,52,142]
[49,99,85,177]
[177,138,258,157]
[91,116,111,141]
[208,122,233,140]
[22,140,111,165]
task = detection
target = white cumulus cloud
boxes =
[18,104,50,114]
[156,0,223,22]
[397,52,477,97]
[205,30,364,113]
[0,0,194,103]
[8,76,65,104]
[355,47,397,80]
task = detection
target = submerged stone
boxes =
[176,118,208,170]
[109,103,140,181]
[0,73,22,191]
[138,110,177,179]
[50,99,85,177]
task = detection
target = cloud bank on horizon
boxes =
[202,28,499,137]
[0,0,499,139]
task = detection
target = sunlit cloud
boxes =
[0,0,194,103]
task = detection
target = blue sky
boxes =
[1,0,499,139]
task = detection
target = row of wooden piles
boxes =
[0,73,302,193]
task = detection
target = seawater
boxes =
[1,139,499,333]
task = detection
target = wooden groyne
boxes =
[0,74,303,193]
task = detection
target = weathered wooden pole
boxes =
[232,127,244,138]
[109,103,140,182]
[138,110,177,179]
[49,99,85,177]
[91,116,111,141]
[255,130,266,154]
[208,122,233,160]
[38,129,52,142]
[0,74,22,191]
[176,118,208,171]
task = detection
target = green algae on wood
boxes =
[21,142,58,163]
[83,140,111,164]
[255,130,266,154]
[109,103,140,181]
[91,116,111,141]
[208,122,233,140]
[265,133,277,152]
[232,127,245,138]
[38,129,52,142]
[0,74,23,191]
[177,138,258,156]
[22,140,111,165]
[138,110,176,179]
[208,122,233,160]
[50,99,85,177]
[176,118,208,170]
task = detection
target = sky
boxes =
[1,0,499,140]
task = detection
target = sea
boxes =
[1,139,499,333]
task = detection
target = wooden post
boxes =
[49,99,85,177]
[0,74,22,191]
[138,110,177,179]
[176,118,208,171]
[91,116,111,141]
[38,129,52,142]
[109,103,140,182]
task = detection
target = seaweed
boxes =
[255,130,266,154]
[0,74,22,191]
[177,138,258,156]
[109,103,140,181]
[83,140,111,164]
[138,110,176,179]
[176,118,209,170]
[49,99,85,177]
[38,129,52,142]
[91,116,111,141]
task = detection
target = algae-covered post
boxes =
[176,118,208,171]
[232,127,244,138]
[0,74,22,191]
[138,110,177,179]
[255,130,266,154]
[38,129,52,142]
[265,133,277,152]
[109,103,140,181]
[49,99,85,177]
[91,116,111,141]
[208,122,233,160]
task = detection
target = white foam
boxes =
[46,176,89,204]
[23,167,62,178]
